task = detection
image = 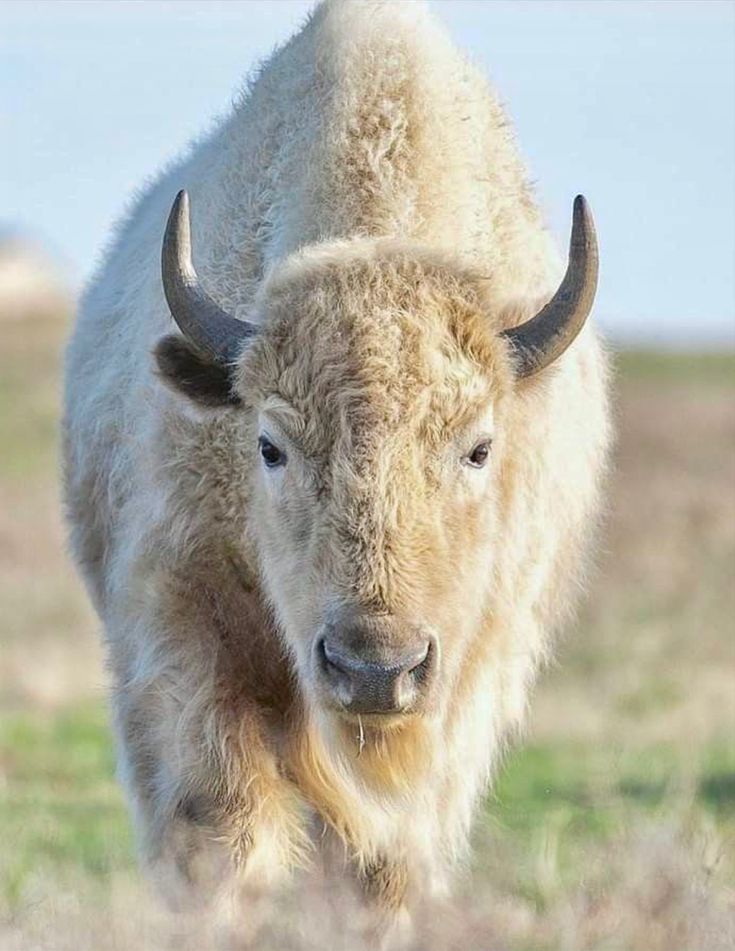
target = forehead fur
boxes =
[238,240,514,451]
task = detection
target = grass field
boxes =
[1,318,733,950]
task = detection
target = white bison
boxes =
[63,0,611,932]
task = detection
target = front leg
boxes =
[359,854,410,914]
[111,661,304,911]
[104,557,311,919]
[112,686,247,906]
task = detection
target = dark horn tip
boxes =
[573,194,589,223]
[166,189,188,224]
[172,189,188,218]
[571,194,597,252]
[163,191,189,248]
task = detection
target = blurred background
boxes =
[1,2,733,949]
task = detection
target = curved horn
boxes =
[161,190,257,364]
[502,195,598,378]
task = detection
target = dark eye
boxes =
[465,440,492,469]
[259,436,286,469]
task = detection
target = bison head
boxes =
[155,190,597,734]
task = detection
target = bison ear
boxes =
[154,334,241,407]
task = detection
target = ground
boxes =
[0,319,733,950]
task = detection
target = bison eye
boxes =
[258,436,286,469]
[464,439,492,469]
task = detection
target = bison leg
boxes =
[113,724,234,906]
[356,855,415,948]
[359,855,409,913]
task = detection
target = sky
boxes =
[2,0,734,346]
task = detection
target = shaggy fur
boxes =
[63,0,611,933]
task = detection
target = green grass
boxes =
[481,740,735,928]
[2,701,732,914]
[495,740,735,830]
[616,349,735,386]
[0,704,135,909]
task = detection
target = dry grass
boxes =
[1,805,732,951]
[1,318,733,950]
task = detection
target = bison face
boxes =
[155,193,597,733]
[232,243,517,728]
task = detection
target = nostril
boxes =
[317,638,349,681]
[407,641,431,674]
[316,636,329,671]
[317,637,356,707]
[321,639,353,676]
[393,641,432,711]
[408,638,435,686]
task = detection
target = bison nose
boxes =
[317,636,435,715]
